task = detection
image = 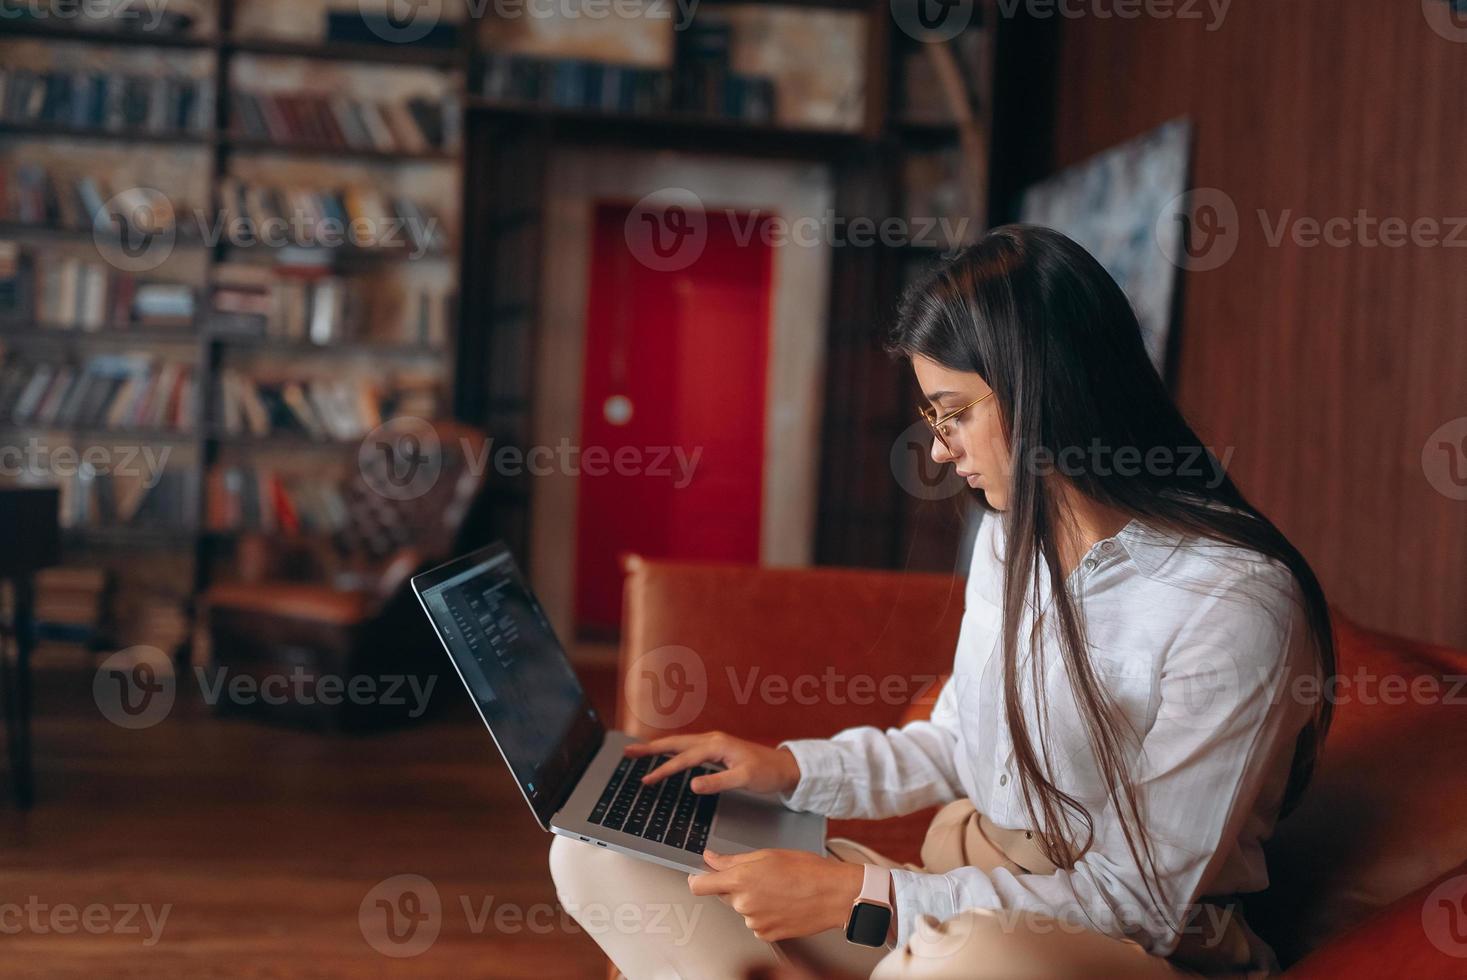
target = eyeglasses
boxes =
[919,391,993,454]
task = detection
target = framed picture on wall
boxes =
[1018,117,1193,378]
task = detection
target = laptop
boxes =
[411,542,827,874]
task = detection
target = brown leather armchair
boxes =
[617,556,1467,978]
[204,420,489,730]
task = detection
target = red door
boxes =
[573,201,775,635]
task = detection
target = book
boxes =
[325,11,460,49]
[229,89,452,153]
[207,461,352,534]
[477,52,771,123]
[215,370,441,441]
[207,179,447,256]
[0,66,212,135]
[0,352,193,432]
[55,466,188,529]
[209,259,452,348]
[0,240,25,316]
[15,247,195,330]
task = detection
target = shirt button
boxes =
[999,774,1008,786]
[1100,541,1116,554]
[1083,558,1098,572]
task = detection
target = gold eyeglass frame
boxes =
[919,391,993,453]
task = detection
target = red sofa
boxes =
[616,556,1467,976]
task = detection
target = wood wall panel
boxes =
[1048,0,1467,646]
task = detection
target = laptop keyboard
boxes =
[587,753,718,852]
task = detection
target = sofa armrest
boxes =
[616,556,964,745]
[1283,862,1467,978]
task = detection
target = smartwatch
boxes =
[845,864,893,947]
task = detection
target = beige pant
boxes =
[549,801,1258,980]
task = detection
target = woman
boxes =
[550,225,1333,979]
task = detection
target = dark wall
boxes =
[1046,0,1467,647]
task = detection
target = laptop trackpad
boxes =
[707,791,825,856]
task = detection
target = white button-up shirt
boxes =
[780,515,1314,959]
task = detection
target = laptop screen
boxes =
[414,544,604,829]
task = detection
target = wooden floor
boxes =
[0,663,616,978]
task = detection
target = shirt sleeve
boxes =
[885,576,1311,953]
[776,673,965,819]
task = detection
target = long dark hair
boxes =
[888,224,1333,921]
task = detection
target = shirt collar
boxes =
[978,514,1196,604]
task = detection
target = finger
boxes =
[643,745,724,785]
[757,924,797,944]
[704,848,769,869]
[687,869,737,898]
[690,766,748,794]
[623,735,701,757]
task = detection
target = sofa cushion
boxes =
[1282,860,1467,979]
[1251,613,1467,965]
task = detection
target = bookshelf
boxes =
[0,122,213,146]
[0,20,217,49]
[464,98,869,159]
[2,0,1013,653]
[222,140,454,163]
[0,0,466,655]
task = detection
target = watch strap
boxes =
[858,864,891,908]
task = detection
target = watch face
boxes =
[846,902,892,947]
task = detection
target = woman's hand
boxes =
[625,732,801,796]
[690,849,865,942]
